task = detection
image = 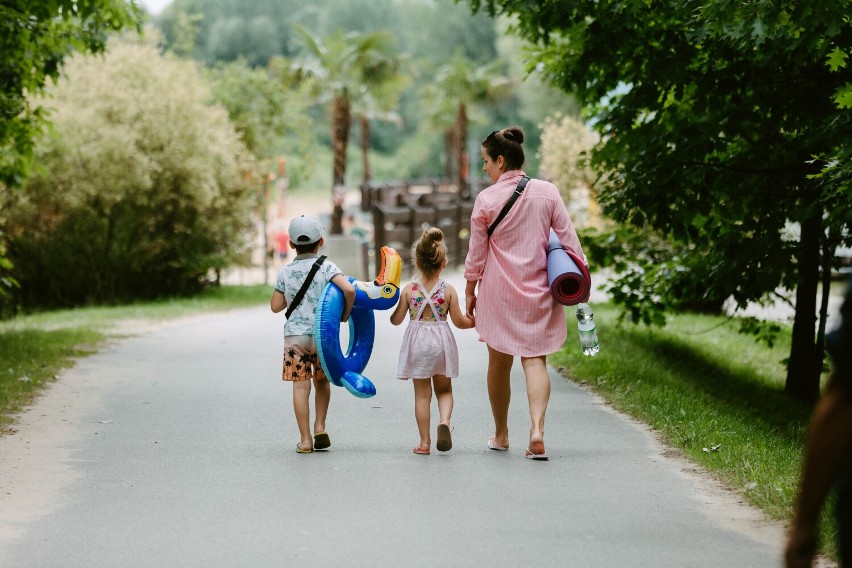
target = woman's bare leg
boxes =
[521,355,550,453]
[487,346,514,448]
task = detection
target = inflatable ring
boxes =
[315,246,402,398]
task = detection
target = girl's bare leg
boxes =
[521,355,550,453]
[433,374,453,426]
[412,378,433,450]
[487,346,514,448]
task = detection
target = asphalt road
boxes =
[0,279,792,567]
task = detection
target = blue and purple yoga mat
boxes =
[547,230,591,306]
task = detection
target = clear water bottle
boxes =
[575,303,599,356]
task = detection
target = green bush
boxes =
[3,35,256,309]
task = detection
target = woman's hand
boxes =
[465,279,478,319]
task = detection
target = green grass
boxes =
[552,303,837,558]
[0,285,272,432]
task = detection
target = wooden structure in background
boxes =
[362,178,480,276]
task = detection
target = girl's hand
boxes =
[445,284,475,329]
[389,283,411,326]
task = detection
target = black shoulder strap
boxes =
[285,255,327,319]
[487,176,530,237]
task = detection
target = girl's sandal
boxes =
[436,424,453,452]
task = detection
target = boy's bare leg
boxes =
[292,380,313,449]
[521,355,550,453]
[487,346,514,448]
[412,378,433,450]
[313,374,330,434]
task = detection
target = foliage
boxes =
[205,57,315,161]
[422,50,512,190]
[0,0,142,188]
[538,113,596,199]
[289,24,408,232]
[2,35,256,309]
[154,0,558,186]
[466,0,852,401]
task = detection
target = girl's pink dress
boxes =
[463,170,586,357]
[397,279,460,379]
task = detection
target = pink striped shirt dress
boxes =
[463,170,586,357]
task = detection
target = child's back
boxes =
[270,215,354,453]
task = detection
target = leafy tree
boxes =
[465,1,852,402]
[423,50,511,194]
[2,35,255,309]
[290,24,407,233]
[205,58,312,160]
[353,80,408,185]
[0,0,141,187]
[0,1,141,309]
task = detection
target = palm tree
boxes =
[424,51,511,194]
[353,74,409,185]
[291,25,406,233]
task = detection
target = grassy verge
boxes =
[0,284,272,432]
[551,303,836,558]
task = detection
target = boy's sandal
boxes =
[296,443,313,454]
[314,431,331,451]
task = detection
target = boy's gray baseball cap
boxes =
[288,215,323,245]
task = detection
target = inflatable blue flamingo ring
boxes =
[315,245,402,398]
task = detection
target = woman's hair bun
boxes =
[503,126,525,145]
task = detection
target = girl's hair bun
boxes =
[423,227,444,242]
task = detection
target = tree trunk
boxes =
[785,211,823,403]
[816,232,835,375]
[455,102,468,193]
[330,95,351,235]
[443,129,455,181]
[360,116,371,185]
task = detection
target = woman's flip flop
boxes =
[488,436,509,451]
[413,446,430,455]
[524,440,548,460]
[296,443,313,454]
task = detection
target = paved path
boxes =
[0,273,796,567]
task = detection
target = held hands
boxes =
[465,294,476,319]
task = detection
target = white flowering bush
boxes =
[538,113,598,227]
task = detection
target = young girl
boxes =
[390,227,475,455]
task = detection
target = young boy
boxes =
[271,215,355,453]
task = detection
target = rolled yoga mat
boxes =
[547,229,591,306]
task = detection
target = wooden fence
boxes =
[361,178,485,276]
